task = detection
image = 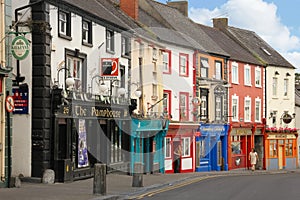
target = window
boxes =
[82,20,92,45]
[255,67,261,87]
[272,77,278,97]
[164,138,171,158]
[121,36,130,57]
[231,62,238,84]
[181,137,190,157]
[284,78,288,97]
[59,10,71,38]
[231,135,241,154]
[139,43,144,58]
[232,96,239,121]
[179,53,188,76]
[215,96,222,121]
[163,91,171,117]
[244,97,251,122]
[106,29,115,52]
[215,61,222,80]
[255,98,261,122]
[200,58,209,78]
[110,121,123,163]
[285,140,293,157]
[152,47,157,60]
[162,50,171,74]
[200,93,208,120]
[244,64,251,86]
[179,92,189,121]
[65,49,87,92]
[269,140,277,157]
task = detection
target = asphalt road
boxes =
[140,173,300,200]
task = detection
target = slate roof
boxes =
[226,26,294,68]
[144,0,229,56]
[199,24,262,66]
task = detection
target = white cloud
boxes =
[189,0,300,72]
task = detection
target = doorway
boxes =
[278,145,284,170]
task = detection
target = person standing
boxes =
[249,148,259,171]
[174,144,182,173]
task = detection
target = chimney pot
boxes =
[213,18,228,29]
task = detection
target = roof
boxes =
[226,26,294,68]
[296,88,300,107]
[142,0,229,56]
[199,24,262,66]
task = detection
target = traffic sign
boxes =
[6,96,15,113]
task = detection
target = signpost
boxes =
[5,96,15,113]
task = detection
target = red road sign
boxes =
[6,96,15,113]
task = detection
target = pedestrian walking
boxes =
[249,148,259,171]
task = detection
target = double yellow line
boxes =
[129,175,223,199]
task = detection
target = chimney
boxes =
[120,0,139,20]
[213,18,228,29]
[167,1,188,17]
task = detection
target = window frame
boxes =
[106,29,115,53]
[179,53,189,77]
[179,92,189,121]
[215,61,222,80]
[283,78,289,97]
[232,95,239,122]
[58,10,71,39]
[181,137,190,157]
[163,90,172,117]
[162,49,171,74]
[121,36,130,57]
[164,137,172,158]
[255,98,261,122]
[244,64,251,86]
[200,57,209,78]
[255,67,261,87]
[231,62,239,84]
[244,97,251,122]
[82,19,92,46]
[272,77,278,97]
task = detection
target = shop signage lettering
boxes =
[61,105,123,118]
[91,107,121,118]
[200,126,225,132]
[267,134,296,139]
[11,36,30,60]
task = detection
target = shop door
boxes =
[278,145,284,170]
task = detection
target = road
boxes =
[138,173,300,200]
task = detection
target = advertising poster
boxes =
[78,119,89,168]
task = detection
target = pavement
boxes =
[1,169,299,200]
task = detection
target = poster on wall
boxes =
[12,85,29,114]
[78,119,89,168]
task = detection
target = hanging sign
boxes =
[11,36,30,60]
[12,86,29,114]
[101,58,119,79]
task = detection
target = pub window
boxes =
[285,139,293,157]
[181,137,190,157]
[164,137,171,158]
[269,140,277,158]
[231,135,241,154]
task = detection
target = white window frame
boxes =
[255,98,261,122]
[162,50,171,74]
[215,96,222,121]
[106,29,114,52]
[152,47,157,60]
[215,61,222,80]
[200,58,209,78]
[244,64,251,86]
[244,97,251,122]
[255,67,261,87]
[232,95,239,122]
[284,78,289,97]
[164,137,172,158]
[67,56,82,90]
[179,93,189,121]
[272,77,278,97]
[179,54,188,76]
[59,11,67,35]
[181,137,190,157]
[201,95,207,120]
[231,62,239,84]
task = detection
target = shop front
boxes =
[195,123,229,172]
[164,123,198,173]
[130,118,169,174]
[265,129,298,170]
[52,97,131,182]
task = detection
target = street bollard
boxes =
[93,163,106,195]
[132,162,143,187]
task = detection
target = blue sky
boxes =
[156,0,300,72]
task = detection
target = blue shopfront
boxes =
[196,123,229,172]
[130,118,169,174]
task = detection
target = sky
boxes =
[156,0,300,72]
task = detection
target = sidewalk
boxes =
[0,169,298,200]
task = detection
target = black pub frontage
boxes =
[52,95,132,182]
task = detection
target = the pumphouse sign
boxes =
[11,36,30,60]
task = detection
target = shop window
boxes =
[231,135,241,154]
[164,137,171,158]
[285,139,293,157]
[181,137,190,157]
[110,121,122,163]
[269,140,277,158]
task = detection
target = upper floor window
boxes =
[163,91,171,117]
[215,96,222,121]
[255,98,261,122]
[179,92,189,121]
[106,29,115,52]
[232,95,239,121]
[231,62,238,84]
[200,57,209,78]
[244,97,251,122]
[215,61,222,80]
[255,67,261,87]
[82,20,92,45]
[179,53,188,76]
[121,36,130,57]
[244,64,251,86]
[284,78,289,97]
[162,50,171,74]
[152,47,157,61]
[59,10,71,38]
[272,77,278,97]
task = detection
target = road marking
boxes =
[132,175,224,199]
